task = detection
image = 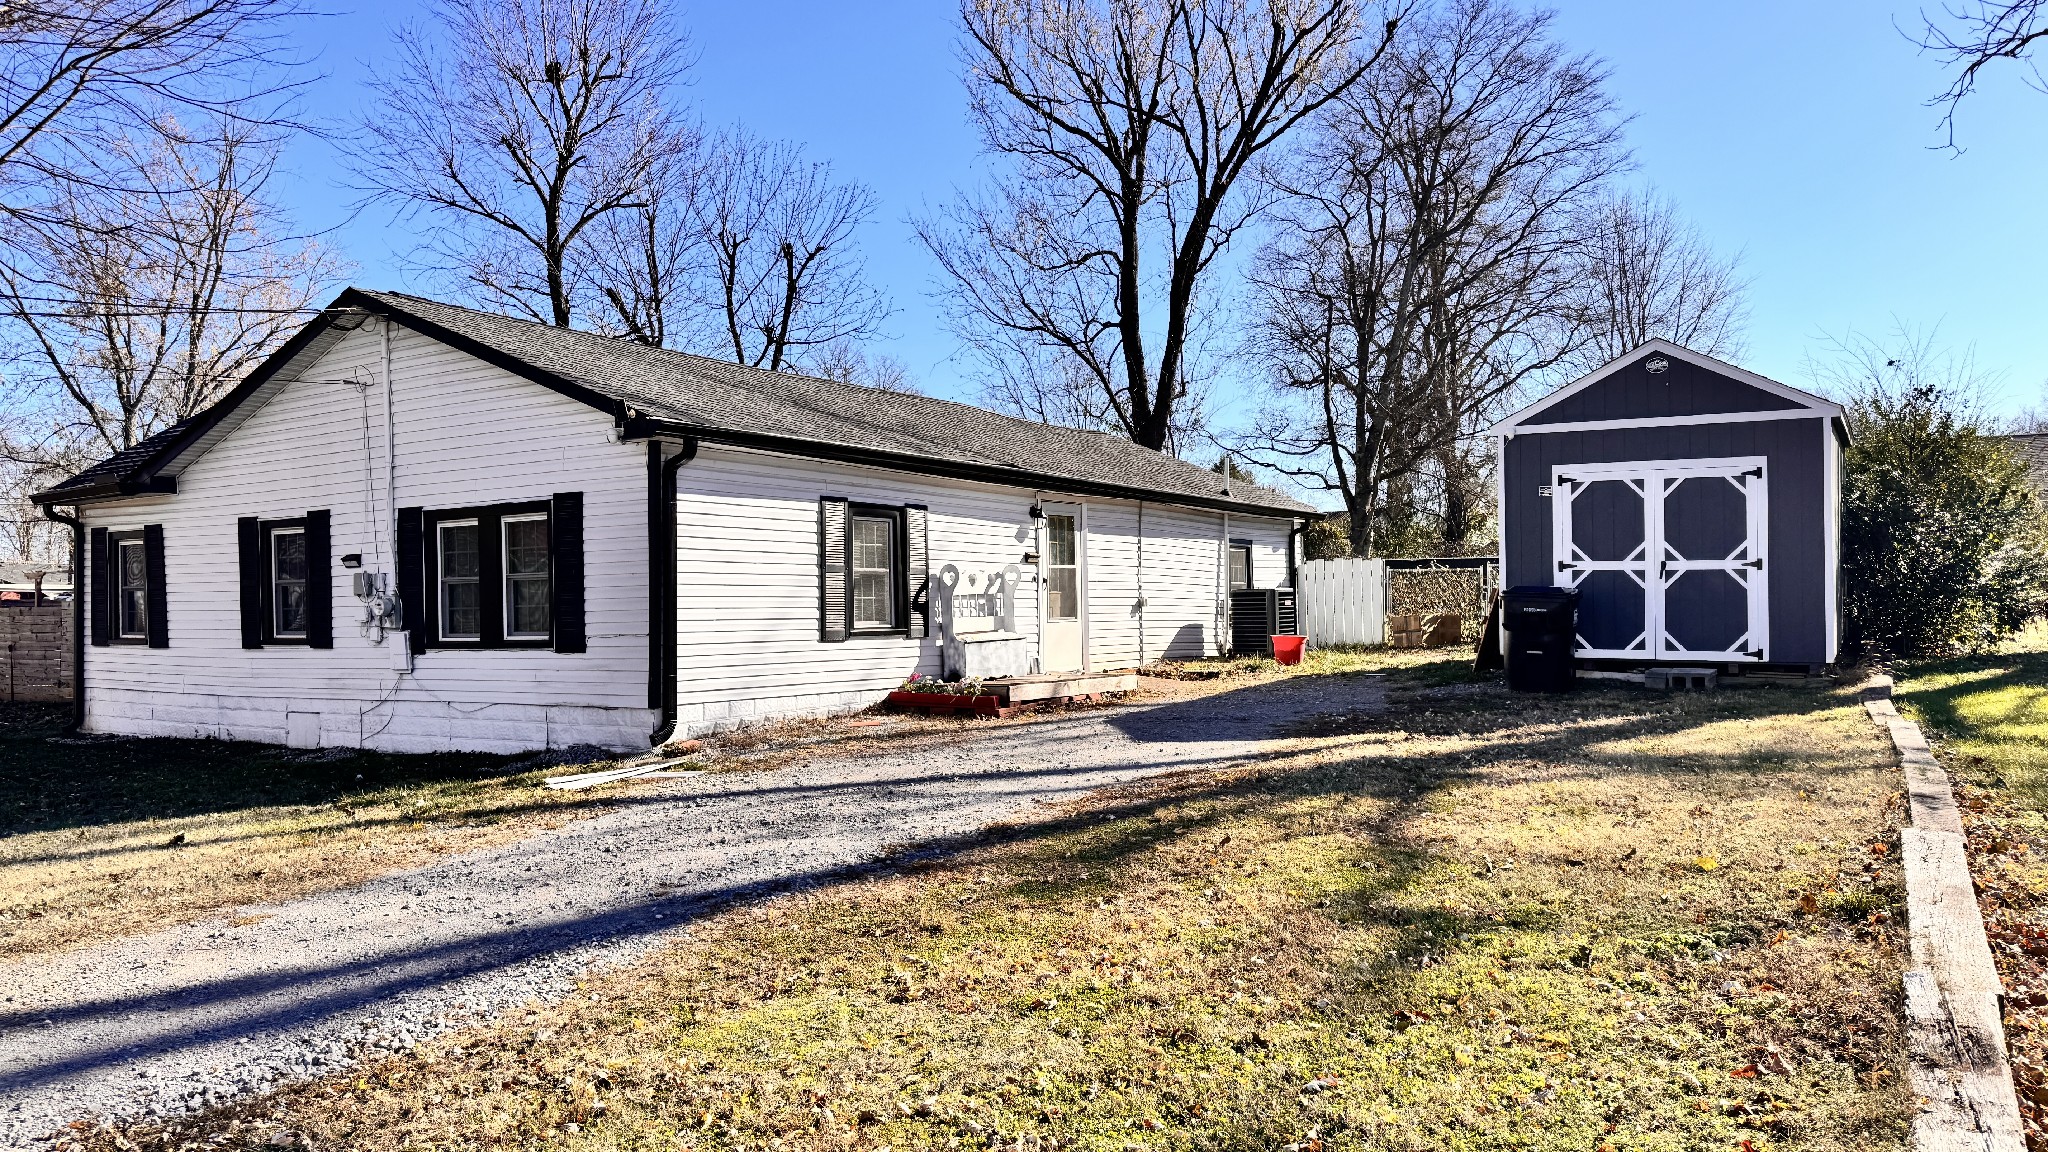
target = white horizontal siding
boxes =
[669,452,1298,736]
[79,321,656,753]
[74,316,1299,752]
[671,449,1040,734]
[1238,515,1294,591]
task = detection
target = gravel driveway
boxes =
[1,674,1384,1145]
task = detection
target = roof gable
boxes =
[1490,340,1843,436]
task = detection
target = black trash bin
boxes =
[1501,585,1579,693]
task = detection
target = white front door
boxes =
[1040,504,1086,673]
[1553,457,1768,663]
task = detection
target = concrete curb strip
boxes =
[1864,673,2025,1151]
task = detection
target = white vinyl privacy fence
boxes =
[1296,557,1388,646]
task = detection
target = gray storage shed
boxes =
[1489,340,1847,671]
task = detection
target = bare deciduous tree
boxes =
[687,131,888,372]
[922,0,1405,451]
[581,146,703,349]
[1918,1,2048,135]
[809,341,918,394]
[350,0,692,327]
[1242,0,1621,555]
[582,128,892,373]
[1565,189,1747,370]
[0,0,309,216]
[0,121,343,478]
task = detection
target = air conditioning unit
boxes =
[1229,587,1298,655]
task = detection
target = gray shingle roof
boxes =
[358,291,1309,516]
[2008,433,2048,491]
[40,289,1312,518]
[35,420,195,502]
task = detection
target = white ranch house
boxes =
[34,290,1310,753]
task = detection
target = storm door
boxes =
[1553,457,1768,663]
[1039,503,1086,673]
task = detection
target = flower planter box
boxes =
[885,690,1015,718]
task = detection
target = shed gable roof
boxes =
[1488,340,1845,438]
[36,288,1313,517]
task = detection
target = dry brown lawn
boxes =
[0,668,1294,961]
[68,653,1913,1152]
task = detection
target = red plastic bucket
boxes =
[1271,635,1306,665]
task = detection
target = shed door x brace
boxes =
[1550,456,1769,663]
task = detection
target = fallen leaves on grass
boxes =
[69,663,1909,1152]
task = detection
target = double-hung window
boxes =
[269,524,308,640]
[437,519,484,641]
[502,513,551,639]
[817,498,926,643]
[424,504,551,647]
[850,512,898,631]
[114,534,147,640]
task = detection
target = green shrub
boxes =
[1842,381,2048,657]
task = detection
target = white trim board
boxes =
[1488,338,1844,437]
[1824,419,1841,663]
[1507,410,1833,437]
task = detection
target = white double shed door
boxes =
[1551,456,1769,663]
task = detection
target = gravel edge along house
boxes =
[31,289,1311,754]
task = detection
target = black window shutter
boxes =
[819,497,849,642]
[397,506,425,654]
[905,504,930,640]
[89,527,110,647]
[551,491,586,653]
[237,517,263,648]
[142,524,168,648]
[478,507,504,646]
[305,509,332,649]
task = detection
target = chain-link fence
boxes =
[1386,562,1496,619]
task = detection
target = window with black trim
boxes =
[422,503,551,647]
[851,512,897,630]
[1228,541,1252,590]
[112,532,147,641]
[849,504,907,634]
[502,513,551,639]
[264,520,309,641]
[438,518,482,640]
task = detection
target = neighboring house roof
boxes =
[36,288,1313,518]
[2007,433,2048,490]
[1487,338,1848,440]
[0,562,70,588]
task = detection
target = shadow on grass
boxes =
[0,661,1877,1131]
[0,704,598,840]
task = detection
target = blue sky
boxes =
[281,0,2048,423]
